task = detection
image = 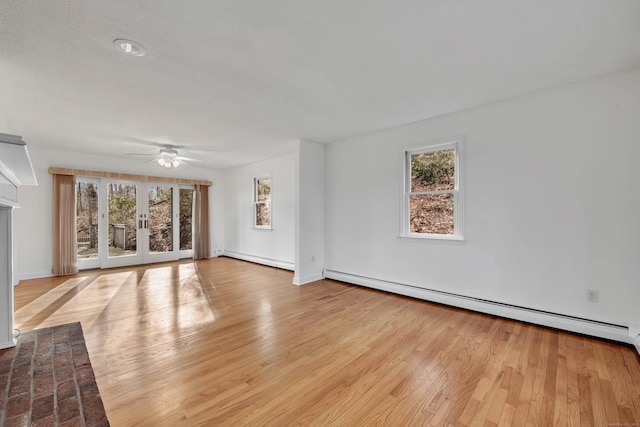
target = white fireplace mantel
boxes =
[0,133,37,349]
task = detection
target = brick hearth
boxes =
[0,323,109,426]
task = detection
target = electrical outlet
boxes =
[586,289,599,303]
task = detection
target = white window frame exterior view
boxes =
[253,175,272,229]
[401,137,464,241]
[75,176,194,270]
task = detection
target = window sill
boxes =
[252,226,273,231]
[397,234,465,244]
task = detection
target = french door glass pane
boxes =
[107,183,137,258]
[179,188,193,250]
[148,186,173,253]
[76,180,99,259]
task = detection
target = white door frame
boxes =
[99,179,143,269]
[141,182,180,264]
[98,179,180,268]
[76,178,188,270]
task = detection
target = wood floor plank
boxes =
[602,344,639,425]
[578,354,595,426]
[511,331,542,425]
[553,333,568,427]
[539,333,559,426]
[12,257,640,426]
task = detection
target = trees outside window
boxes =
[76,179,99,259]
[254,177,271,228]
[180,188,194,250]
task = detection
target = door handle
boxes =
[144,220,148,229]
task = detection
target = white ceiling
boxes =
[1,1,639,170]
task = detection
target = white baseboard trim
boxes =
[222,250,295,271]
[292,273,324,286]
[325,269,636,348]
[0,338,16,350]
[18,270,53,281]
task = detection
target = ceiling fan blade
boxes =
[125,143,199,168]
[176,156,200,162]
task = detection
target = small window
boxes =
[403,139,463,239]
[253,176,271,228]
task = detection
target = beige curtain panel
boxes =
[52,173,78,275]
[193,184,210,260]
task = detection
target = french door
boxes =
[76,178,193,270]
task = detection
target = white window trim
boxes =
[253,174,272,230]
[399,137,464,241]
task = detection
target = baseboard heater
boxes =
[324,269,640,355]
[222,250,295,272]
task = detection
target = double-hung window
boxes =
[253,176,271,228]
[402,138,463,240]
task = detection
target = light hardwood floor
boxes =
[14,257,640,426]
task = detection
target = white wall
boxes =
[294,140,325,285]
[325,69,640,332]
[222,153,295,268]
[15,147,223,279]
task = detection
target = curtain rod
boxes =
[48,167,212,186]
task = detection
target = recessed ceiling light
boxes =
[113,39,147,57]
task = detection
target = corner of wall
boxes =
[294,140,325,284]
[629,325,640,356]
[292,272,324,286]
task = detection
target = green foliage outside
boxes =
[411,149,455,185]
[109,196,136,224]
[257,178,271,201]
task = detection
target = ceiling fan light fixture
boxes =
[113,39,147,57]
[156,150,180,169]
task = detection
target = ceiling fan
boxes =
[126,145,195,168]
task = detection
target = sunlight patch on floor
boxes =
[15,272,133,331]
[138,265,216,332]
[15,276,86,319]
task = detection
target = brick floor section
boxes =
[0,323,109,426]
